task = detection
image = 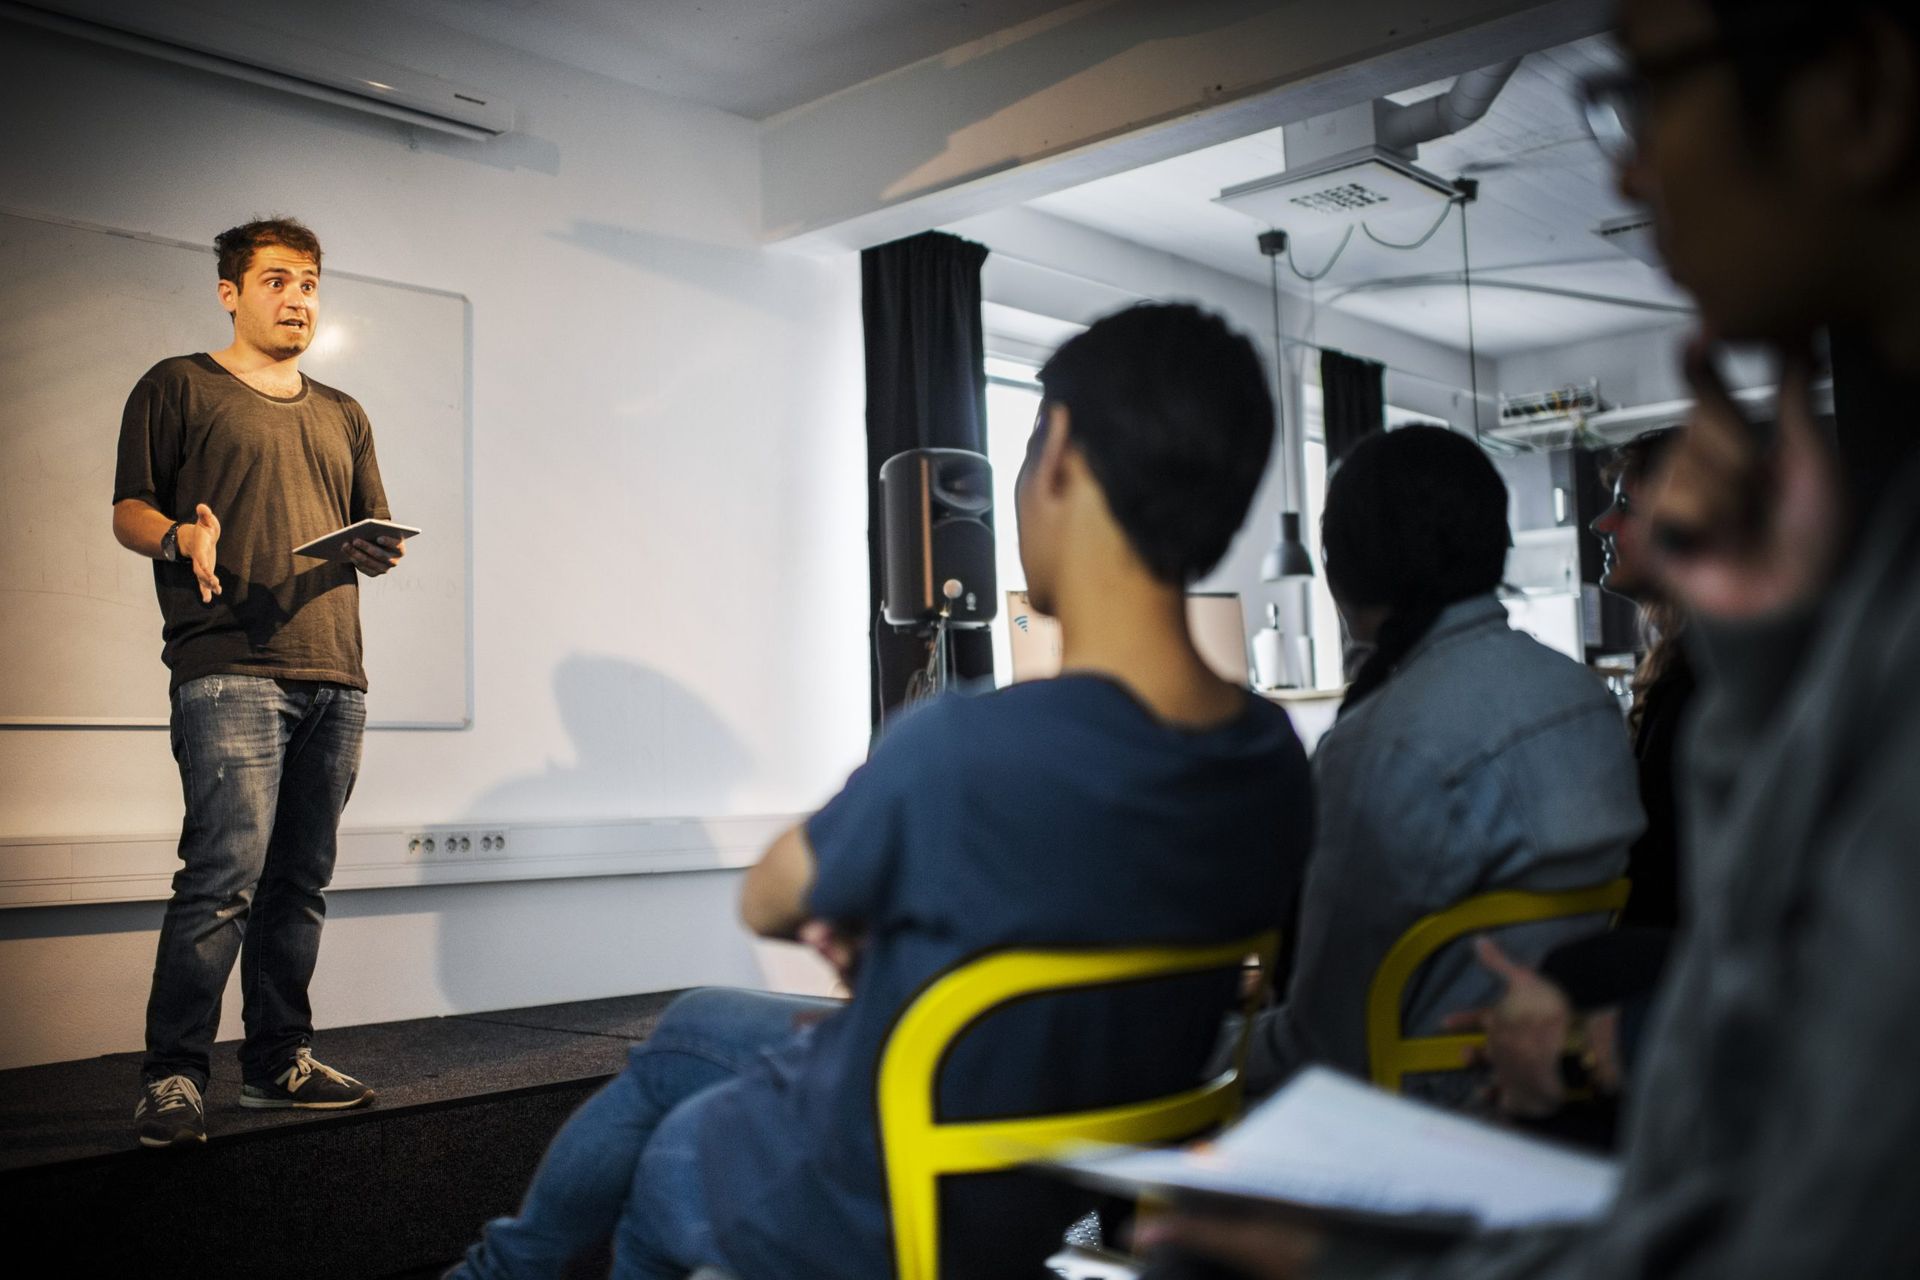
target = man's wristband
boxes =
[160,521,184,562]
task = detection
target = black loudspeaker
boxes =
[879,448,997,629]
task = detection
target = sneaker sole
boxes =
[137,1130,207,1148]
[238,1091,374,1111]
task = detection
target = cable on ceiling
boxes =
[1267,247,1291,495]
[1361,197,1460,251]
[1286,224,1354,282]
[1460,183,1482,438]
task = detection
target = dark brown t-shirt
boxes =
[113,354,391,691]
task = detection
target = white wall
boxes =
[1493,321,1772,411]
[0,19,867,1067]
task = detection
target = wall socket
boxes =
[406,829,508,857]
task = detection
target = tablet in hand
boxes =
[292,518,421,562]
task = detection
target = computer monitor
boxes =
[1006,590,1250,685]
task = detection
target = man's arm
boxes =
[112,498,222,603]
[345,400,401,577]
[739,823,817,941]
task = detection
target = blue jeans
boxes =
[452,988,838,1280]
[142,675,366,1089]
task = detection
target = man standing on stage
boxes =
[112,217,404,1147]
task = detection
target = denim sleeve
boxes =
[1246,731,1465,1089]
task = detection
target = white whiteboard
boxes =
[0,208,471,727]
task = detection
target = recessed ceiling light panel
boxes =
[1217,147,1457,229]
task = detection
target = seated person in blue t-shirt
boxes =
[450,303,1314,1280]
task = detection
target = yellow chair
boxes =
[877,931,1279,1280]
[1366,880,1632,1094]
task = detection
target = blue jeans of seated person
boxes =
[452,988,839,1280]
[142,675,366,1090]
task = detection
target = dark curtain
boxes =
[862,230,994,730]
[1321,348,1387,464]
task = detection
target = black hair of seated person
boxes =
[1036,302,1274,584]
[1705,0,1920,166]
[1323,425,1511,717]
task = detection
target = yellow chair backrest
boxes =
[1365,880,1632,1094]
[876,931,1279,1280]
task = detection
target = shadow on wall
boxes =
[468,653,754,817]
[432,653,761,1013]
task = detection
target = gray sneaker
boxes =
[135,1074,207,1148]
[239,1048,374,1110]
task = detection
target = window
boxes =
[984,356,1043,684]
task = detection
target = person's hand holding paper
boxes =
[1054,1068,1619,1277]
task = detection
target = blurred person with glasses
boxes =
[1139,0,1920,1275]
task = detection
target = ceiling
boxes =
[76,1,1684,358]
[1026,34,1695,358]
[385,0,1081,120]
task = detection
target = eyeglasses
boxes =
[1579,16,1829,163]
[1578,40,1737,163]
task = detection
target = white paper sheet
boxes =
[1053,1067,1619,1232]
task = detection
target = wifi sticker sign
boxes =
[1014,614,1031,633]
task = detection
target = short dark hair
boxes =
[1322,425,1509,611]
[215,217,323,287]
[1036,303,1274,584]
[1321,425,1510,713]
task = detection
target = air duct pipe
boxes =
[1380,59,1521,153]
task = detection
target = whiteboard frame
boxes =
[0,205,475,730]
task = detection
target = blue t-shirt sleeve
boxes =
[805,703,943,924]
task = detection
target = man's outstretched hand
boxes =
[177,503,222,603]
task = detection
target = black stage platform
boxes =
[0,991,686,1278]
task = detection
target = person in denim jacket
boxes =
[1242,426,1642,1101]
